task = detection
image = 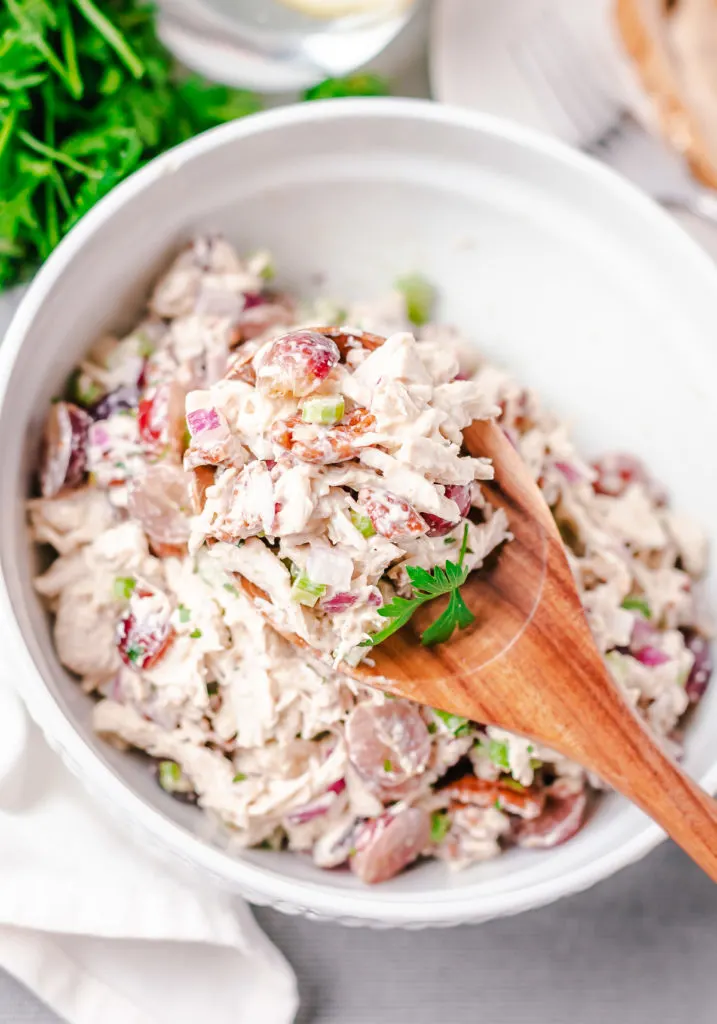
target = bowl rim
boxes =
[3,96,717,927]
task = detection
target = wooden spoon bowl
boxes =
[196,327,717,881]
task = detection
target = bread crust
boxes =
[616,0,717,188]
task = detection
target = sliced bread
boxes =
[616,0,717,189]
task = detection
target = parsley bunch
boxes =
[0,0,261,289]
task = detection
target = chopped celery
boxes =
[396,273,436,327]
[158,760,189,794]
[488,739,510,771]
[290,573,326,607]
[621,596,652,619]
[301,395,345,425]
[500,778,526,793]
[113,576,136,600]
[430,811,451,844]
[68,369,103,408]
[349,508,376,538]
[433,708,471,736]
[178,604,191,623]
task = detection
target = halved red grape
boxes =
[351,808,430,884]
[256,330,340,398]
[39,401,93,498]
[422,483,472,537]
[513,791,587,848]
[591,453,664,501]
[231,294,295,345]
[127,463,191,555]
[116,590,175,671]
[357,487,427,542]
[346,701,431,791]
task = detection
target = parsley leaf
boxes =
[302,72,389,102]
[362,524,476,648]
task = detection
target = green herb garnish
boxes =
[488,739,510,772]
[113,575,136,600]
[383,758,393,773]
[621,596,652,619]
[189,628,202,639]
[303,72,389,102]
[500,778,526,794]
[158,760,181,791]
[395,273,436,327]
[125,643,144,664]
[0,0,261,289]
[433,708,471,737]
[178,604,191,623]
[430,811,451,844]
[232,772,247,783]
[362,524,475,648]
[223,582,239,597]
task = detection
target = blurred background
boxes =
[2,0,716,303]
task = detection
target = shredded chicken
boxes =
[30,236,712,883]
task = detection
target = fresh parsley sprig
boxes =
[363,524,476,649]
[0,0,262,289]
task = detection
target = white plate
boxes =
[430,0,643,144]
[2,100,717,927]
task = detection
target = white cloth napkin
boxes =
[0,658,297,1024]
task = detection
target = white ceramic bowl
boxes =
[2,99,717,929]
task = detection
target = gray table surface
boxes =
[1,842,716,1023]
[5,41,717,1024]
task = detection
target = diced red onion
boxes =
[187,407,222,436]
[321,592,358,613]
[630,617,656,651]
[554,461,581,484]
[633,646,670,667]
[285,779,346,825]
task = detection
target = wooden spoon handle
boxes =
[570,698,717,881]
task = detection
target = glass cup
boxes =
[157,0,421,92]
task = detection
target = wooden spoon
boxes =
[207,329,717,880]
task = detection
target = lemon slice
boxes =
[276,0,412,20]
